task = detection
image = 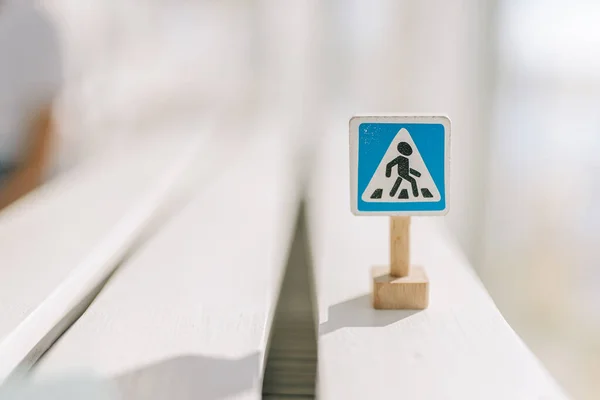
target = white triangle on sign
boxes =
[362,128,441,203]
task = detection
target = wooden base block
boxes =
[371,265,429,310]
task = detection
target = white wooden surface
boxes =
[34,130,299,400]
[0,131,209,381]
[307,123,569,400]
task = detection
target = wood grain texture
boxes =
[389,216,410,277]
[372,265,428,310]
[33,129,300,400]
[0,132,209,382]
[307,121,569,400]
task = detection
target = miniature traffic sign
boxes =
[349,115,451,309]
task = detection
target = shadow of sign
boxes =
[319,294,420,336]
[114,352,260,400]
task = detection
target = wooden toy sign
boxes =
[349,115,451,309]
[349,115,450,216]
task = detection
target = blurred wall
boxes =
[44,0,257,167]
[482,1,600,397]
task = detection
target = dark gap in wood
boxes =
[262,201,318,399]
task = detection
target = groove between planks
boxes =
[262,203,318,400]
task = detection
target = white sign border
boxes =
[349,114,451,216]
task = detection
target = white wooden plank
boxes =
[0,130,209,381]
[307,121,569,400]
[33,130,300,400]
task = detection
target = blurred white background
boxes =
[36,0,600,397]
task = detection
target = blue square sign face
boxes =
[349,115,450,216]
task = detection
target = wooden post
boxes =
[390,216,410,278]
[371,215,428,309]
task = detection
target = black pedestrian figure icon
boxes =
[386,142,421,198]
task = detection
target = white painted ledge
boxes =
[0,130,212,382]
[307,124,569,400]
[33,129,300,400]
